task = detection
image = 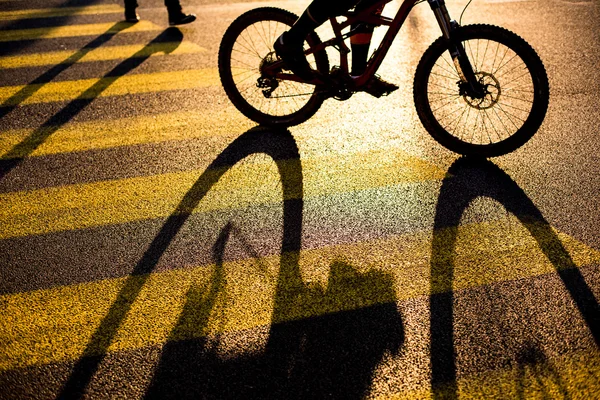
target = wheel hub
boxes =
[461,71,501,110]
[258,51,280,98]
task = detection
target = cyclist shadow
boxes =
[429,157,599,398]
[58,126,403,399]
[0,26,184,181]
[145,258,404,399]
[139,129,404,399]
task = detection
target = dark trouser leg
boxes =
[287,0,361,43]
[164,0,182,14]
[124,0,138,11]
[165,0,196,25]
[351,0,384,75]
[124,0,139,21]
[275,0,360,80]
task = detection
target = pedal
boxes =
[363,75,398,98]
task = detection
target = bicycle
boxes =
[218,0,549,157]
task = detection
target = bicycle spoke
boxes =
[479,39,490,73]
[493,51,519,76]
[424,29,542,149]
[436,56,460,79]
[500,92,533,104]
[431,71,460,80]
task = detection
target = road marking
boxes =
[380,350,600,399]
[0,21,160,42]
[0,148,445,239]
[0,41,205,69]
[0,69,221,106]
[0,4,123,20]
[1,217,598,370]
[0,110,252,158]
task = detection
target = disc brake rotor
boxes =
[462,71,501,110]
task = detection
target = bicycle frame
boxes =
[323,0,418,88]
[264,0,469,90]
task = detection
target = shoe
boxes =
[168,12,196,26]
[273,32,314,81]
[362,75,399,98]
[124,9,139,23]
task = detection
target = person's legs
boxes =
[164,0,196,25]
[288,0,358,43]
[275,0,359,79]
[350,0,382,76]
[351,0,398,97]
[124,0,139,22]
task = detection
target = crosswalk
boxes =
[0,69,220,105]
[0,41,205,69]
[3,217,598,371]
[0,2,599,399]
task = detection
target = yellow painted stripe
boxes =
[0,21,160,42]
[0,148,445,239]
[1,217,598,370]
[0,110,252,158]
[0,69,220,106]
[0,4,122,20]
[381,350,600,399]
[0,41,205,69]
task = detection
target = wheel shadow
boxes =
[429,157,600,398]
[56,127,297,398]
[57,126,404,399]
[0,27,184,181]
[140,127,404,399]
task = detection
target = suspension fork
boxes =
[427,0,485,98]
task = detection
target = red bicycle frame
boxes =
[321,0,418,87]
[264,0,422,86]
[263,0,471,92]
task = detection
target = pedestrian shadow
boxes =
[0,0,105,56]
[429,157,599,399]
[0,21,133,119]
[0,27,183,182]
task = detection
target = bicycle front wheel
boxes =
[219,7,329,127]
[414,24,549,157]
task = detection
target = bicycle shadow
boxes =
[144,254,403,399]
[55,127,297,398]
[137,127,403,399]
[56,125,403,399]
[429,157,600,398]
[0,27,184,182]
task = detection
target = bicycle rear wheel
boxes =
[218,7,329,127]
[414,24,549,157]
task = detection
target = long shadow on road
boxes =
[58,127,404,399]
[0,21,133,119]
[429,157,600,399]
[0,0,106,57]
[0,27,183,182]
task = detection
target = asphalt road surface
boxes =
[0,0,599,398]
